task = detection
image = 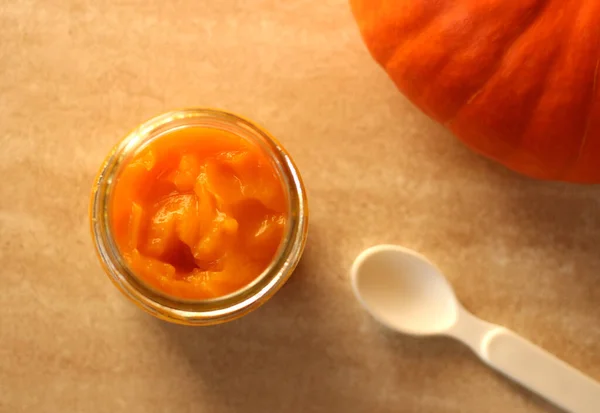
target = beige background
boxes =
[1,1,599,412]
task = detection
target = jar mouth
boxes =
[90,108,308,325]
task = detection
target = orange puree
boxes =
[110,126,287,299]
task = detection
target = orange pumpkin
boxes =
[350,0,600,183]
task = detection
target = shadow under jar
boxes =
[90,108,309,326]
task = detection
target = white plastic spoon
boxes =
[351,244,600,413]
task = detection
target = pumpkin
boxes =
[350,0,600,183]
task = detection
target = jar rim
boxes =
[90,108,309,325]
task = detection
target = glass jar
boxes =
[90,108,309,325]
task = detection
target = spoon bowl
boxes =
[351,245,458,336]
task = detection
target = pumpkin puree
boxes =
[110,126,287,299]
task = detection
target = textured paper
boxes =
[1,1,599,412]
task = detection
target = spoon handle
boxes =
[451,310,600,413]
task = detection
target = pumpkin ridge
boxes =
[450,11,567,174]
[350,0,453,69]
[378,3,452,68]
[570,56,600,174]
[503,6,593,181]
[516,3,592,179]
[445,0,551,127]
